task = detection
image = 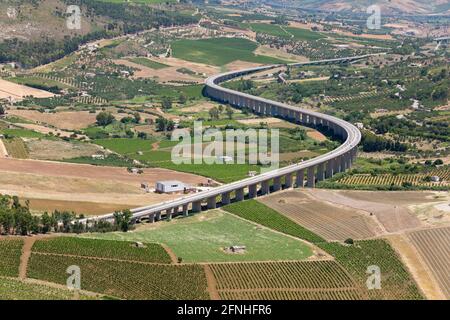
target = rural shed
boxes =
[155,180,188,194]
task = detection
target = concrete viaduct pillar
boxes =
[149,213,155,223]
[155,211,161,221]
[296,169,304,187]
[285,173,293,188]
[182,204,189,217]
[166,208,173,220]
[316,163,325,182]
[192,201,202,213]
[326,160,334,178]
[261,180,270,195]
[207,196,217,210]
[248,184,257,198]
[307,166,315,188]
[235,188,245,201]
[222,192,231,205]
[273,177,281,192]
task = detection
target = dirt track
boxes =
[0,139,8,157]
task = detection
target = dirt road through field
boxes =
[0,139,8,158]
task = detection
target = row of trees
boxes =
[0,194,133,235]
[361,130,408,153]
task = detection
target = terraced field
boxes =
[209,261,363,300]
[408,227,450,299]
[0,238,23,277]
[32,237,172,264]
[258,191,379,241]
[1,138,28,158]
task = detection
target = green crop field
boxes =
[0,239,23,277]
[319,240,423,300]
[1,137,28,158]
[128,58,169,69]
[94,138,156,155]
[0,277,96,300]
[224,200,325,243]
[27,254,209,300]
[32,237,172,264]
[248,23,325,41]
[171,38,289,66]
[84,210,313,263]
[209,260,362,300]
[0,128,44,138]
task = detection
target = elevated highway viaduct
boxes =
[82,55,372,224]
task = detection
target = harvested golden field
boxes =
[309,190,437,233]
[26,139,103,160]
[407,227,450,299]
[0,79,55,101]
[7,110,97,130]
[259,190,380,241]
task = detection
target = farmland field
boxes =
[84,210,315,263]
[171,38,289,66]
[1,138,28,159]
[27,254,209,300]
[318,240,423,300]
[0,239,23,277]
[337,169,450,188]
[128,58,169,69]
[224,200,325,243]
[209,260,362,300]
[408,227,450,298]
[32,237,172,264]
[258,191,379,241]
[248,23,325,41]
[0,277,96,300]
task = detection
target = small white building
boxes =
[431,176,440,182]
[155,180,188,194]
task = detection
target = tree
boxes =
[155,117,175,132]
[113,209,133,232]
[137,131,147,139]
[161,97,172,110]
[133,112,141,124]
[209,107,220,120]
[0,105,5,115]
[40,212,53,234]
[225,106,234,120]
[179,94,187,105]
[433,159,443,166]
[96,112,115,127]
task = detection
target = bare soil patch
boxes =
[309,190,438,233]
[259,190,381,241]
[306,130,327,142]
[26,139,103,160]
[0,79,55,101]
[8,109,97,130]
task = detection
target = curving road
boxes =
[82,55,372,223]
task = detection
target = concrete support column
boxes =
[235,188,244,201]
[261,180,270,195]
[307,166,315,188]
[155,211,161,221]
[285,173,293,188]
[248,184,257,198]
[222,192,231,205]
[273,177,281,192]
[207,196,217,210]
[296,169,304,188]
[295,112,301,124]
[341,155,348,172]
[317,163,325,182]
[334,157,341,174]
[149,213,155,223]
[192,201,202,213]
[326,160,334,179]
[181,204,189,217]
[166,208,173,220]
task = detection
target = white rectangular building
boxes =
[155,180,188,194]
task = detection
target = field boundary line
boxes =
[204,265,220,300]
[218,287,360,293]
[19,237,37,280]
